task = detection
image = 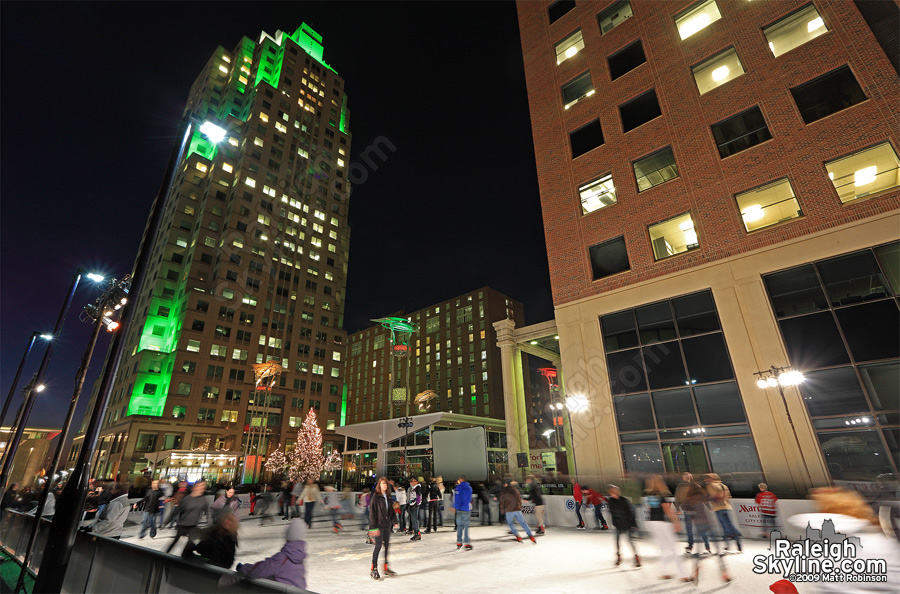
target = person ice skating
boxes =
[687,500,730,584]
[166,480,208,554]
[705,473,742,552]
[425,478,442,533]
[453,476,473,550]
[675,472,710,554]
[755,483,779,539]
[477,483,493,525]
[582,485,609,530]
[89,482,131,539]
[607,484,640,568]
[134,480,162,539]
[211,487,241,522]
[525,476,546,535]
[500,479,535,543]
[291,480,303,519]
[300,479,320,528]
[407,477,422,540]
[322,485,343,533]
[279,481,292,520]
[257,484,275,526]
[369,477,396,580]
[182,511,239,569]
[573,481,585,529]
[236,519,308,589]
[394,482,407,532]
[644,475,689,581]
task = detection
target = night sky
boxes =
[0,2,553,429]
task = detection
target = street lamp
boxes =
[36,115,225,593]
[398,417,414,478]
[15,276,130,593]
[753,365,813,487]
[0,270,105,496]
[0,332,53,436]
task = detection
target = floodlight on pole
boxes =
[753,364,812,489]
[200,121,227,144]
[85,273,105,283]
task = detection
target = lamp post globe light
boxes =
[753,364,813,488]
[35,116,225,593]
[0,331,53,435]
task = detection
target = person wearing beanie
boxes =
[235,519,307,589]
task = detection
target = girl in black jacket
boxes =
[607,484,640,568]
[369,477,395,580]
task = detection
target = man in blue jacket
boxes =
[453,476,473,550]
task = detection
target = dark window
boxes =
[562,72,593,106]
[191,320,205,332]
[790,66,866,124]
[548,0,576,24]
[835,301,900,362]
[860,361,899,411]
[643,342,687,389]
[589,236,630,280]
[660,442,708,474]
[800,367,871,417]
[608,40,646,79]
[570,119,604,158]
[600,311,639,351]
[779,312,850,369]
[607,349,647,394]
[672,291,720,336]
[614,394,654,430]
[682,333,734,383]
[817,429,894,482]
[635,302,676,344]
[764,265,829,318]
[652,388,697,428]
[817,251,890,306]
[619,89,661,132]
[711,106,772,158]
[622,443,664,473]
[874,242,900,294]
[694,382,746,425]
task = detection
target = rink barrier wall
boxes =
[0,509,316,594]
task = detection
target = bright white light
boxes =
[566,395,588,413]
[39,334,53,340]
[768,42,776,54]
[35,384,46,393]
[683,229,698,245]
[854,166,877,186]
[711,65,729,81]
[828,171,834,180]
[679,219,694,231]
[766,377,778,387]
[680,14,710,39]
[807,17,824,32]
[86,273,105,283]
[778,370,804,386]
[585,89,595,97]
[542,430,555,438]
[862,417,870,423]
[199,121,227,144]
[742,204,764,222]
[565,46,578,59]
[757,379,768,389]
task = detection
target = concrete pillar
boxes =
[494,319,529,476]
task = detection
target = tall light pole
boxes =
[753,365,813,488]
[35,116,226,594]
[15,277,129,593]
[372,317,417,477]
[0,332,52,437]
[0,270,104,500]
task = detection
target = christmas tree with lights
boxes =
[264,444,287,475]
[289,409,325,482]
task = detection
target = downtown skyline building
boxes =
[69,23,352,484]
[517,0,899,497]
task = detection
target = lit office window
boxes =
[562,71,594,110]
[555,29,585,64]
[824,142,900,203]
[764,4,828,57]
[598,1,634,35]
[692,47,745,94]
[675,0,721,40]
[580,174,617,214]
[648,212,699,260]
[735,178,802,232]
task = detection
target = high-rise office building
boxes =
[517,0,899,496]
[73,23,352,484]
[345,287,524,424]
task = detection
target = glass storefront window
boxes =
[817,429,893,482]
[652,388,697,428]
[799,367,871,417]
[661,441,708,474]
[614,394,655,431]
[622,443,664,474]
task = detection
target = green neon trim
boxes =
[254,39,283,89]
[371,317,419,334]
[187,128,217,161]
[338,94,349,134]
[288,23,337,73]
[127,352,175,417]
[340,383,348,426]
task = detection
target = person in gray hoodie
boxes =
[166,480,208,554]
[90,483,131,539]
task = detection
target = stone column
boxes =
[494,319,528,477]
